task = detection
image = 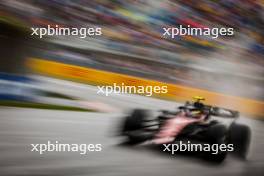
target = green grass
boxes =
[0,101,92,112]
[42,91,77,100]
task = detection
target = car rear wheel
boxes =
[203,124,228,163]
[122,109,150,143]
[229,123,251,159]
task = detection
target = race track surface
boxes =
[0,77,263,176]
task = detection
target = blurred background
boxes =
[0,0,264,176]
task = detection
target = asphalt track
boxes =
[0,77,263,176]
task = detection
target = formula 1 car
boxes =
[120,96,251,162]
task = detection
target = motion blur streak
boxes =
[28,58,264,117]
[0,0,264,176]
[0,78,263,176]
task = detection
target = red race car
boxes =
[120,97,251,162]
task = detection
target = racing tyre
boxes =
[122,109,149,143]
[229,123,251,159]
[203,124,228,163]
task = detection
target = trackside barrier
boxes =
[27,58,264,117]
